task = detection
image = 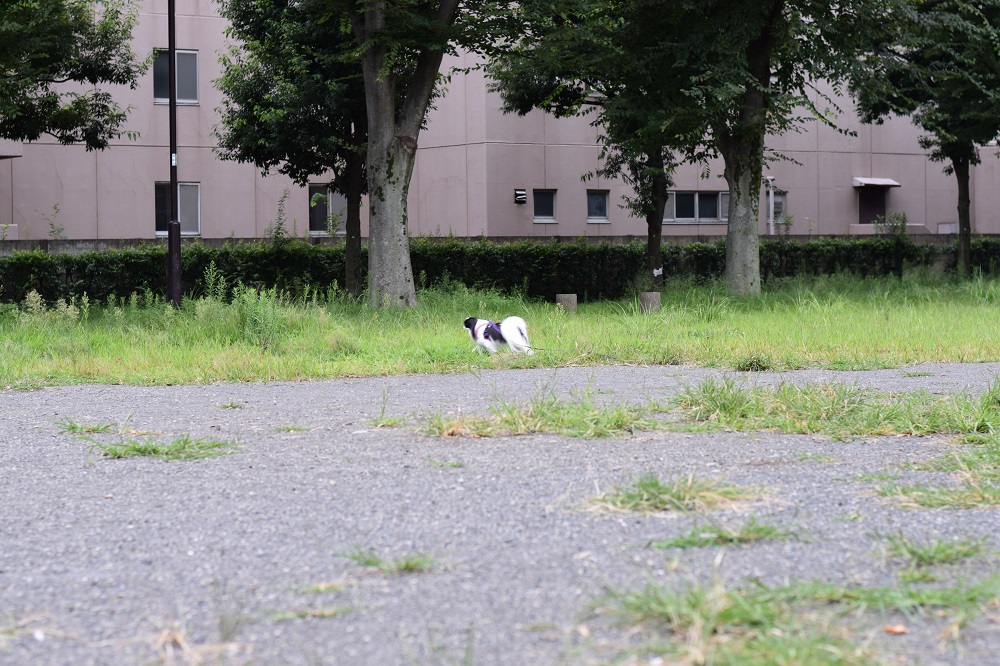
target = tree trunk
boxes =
[953,155,972,277]
[717,5,781,297]
[365,99,419,308]
[644,150,668,289]
[351,0,457,308]
[720,136,763,296]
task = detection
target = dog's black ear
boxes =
[463,317,477,330]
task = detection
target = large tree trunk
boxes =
[717,5,781,297]
[366,121,418,308]
[644,150,669,289]
[351,0,457,308]
[952,155,972,277]
[357,33,418,308]
[720,135,763,296]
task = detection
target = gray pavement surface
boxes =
[2,363,1000,665]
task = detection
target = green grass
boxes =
[906,440,1000,480]
[599,579,874,665]
[589,473,762,513]
[342,547,435,574]
[55,417,116,434]
[877,440,1000,508]
[86,434,238,460]
[274,424,310,432]
[7,274,1000,386]
[880,532,987,567]
[876,480,1000,508]
[673,377,1000,441]
[423,390,661,438]
[598,574,1000,665]
[648,517,798,549]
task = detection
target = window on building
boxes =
[664,191,730,223]
[153,50,199,104]
[586,190,609,221]
[771,192,787,218]
[308,185,348,235]
[533,189,556,222]
[155,182,200,235]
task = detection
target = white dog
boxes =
[463,316,534,354]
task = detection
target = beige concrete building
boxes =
[1,0,998,242]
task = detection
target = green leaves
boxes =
[0,0,146,149]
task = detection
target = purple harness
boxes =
[476,320,506,343]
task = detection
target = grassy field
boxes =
[3,272,1000,387]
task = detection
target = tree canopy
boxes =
[489,0,696,288]
[491,0,903,296]
[216,0,367,295]
[854,0,1000,275]
[0,0,146,150]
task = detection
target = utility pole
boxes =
[166,0,181,306]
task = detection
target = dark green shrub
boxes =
[0,235,971,305]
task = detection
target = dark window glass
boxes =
[155,182,199,234]
[309,185,328,232]
[675,192,695,219]
[155,182,170,233]
[587,191,608,218]
[153,51,169,100]
[698,192,718,219]
[154,50,198,102]
[533,190,555,218]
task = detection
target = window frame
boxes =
[586,189,610,223]
[153,49,199,105]
[532,189,557,223]
[155,181,201,236]
[664,191,730,224]
[308,184,347,236]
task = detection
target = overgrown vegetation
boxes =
[7,273,1000,387]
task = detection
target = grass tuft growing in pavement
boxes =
[648,517,799,549]
[879,532,987,567]
[878,439,1000,509]
[86,434,237,461]
[343,547,435,575]
[595,574,1000,665]
[588,473,761,513]
[55,417,116,434]
[673,377,1000,441]
[423,390,662,439]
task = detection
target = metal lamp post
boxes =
[166,0,181,306]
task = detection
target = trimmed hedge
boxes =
[0,235,977,305]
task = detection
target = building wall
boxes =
[410,58,1000,239]
[0,0,317,241]
[2,6,998,241]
